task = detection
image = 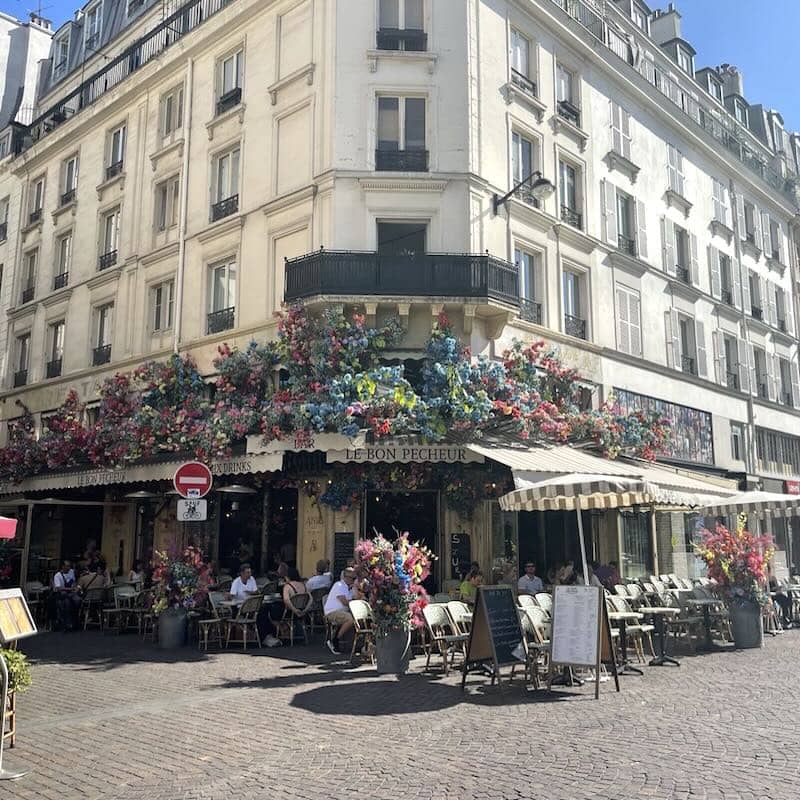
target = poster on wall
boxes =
[450,533,471,580]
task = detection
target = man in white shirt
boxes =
[228,563,258,602]
[323,568,355,654]
[306,559,333,592]
[517,562,544,595]
[53,561,81,630]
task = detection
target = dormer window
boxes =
[734,99,749,126]
[676,46,693,75]
[631,3,648,33]
[85,2,102,50]
[708,78,723,103]
[53,34,69,79]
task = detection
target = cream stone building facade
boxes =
[0,0,799,586]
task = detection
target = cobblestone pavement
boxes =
[3,628,799,800]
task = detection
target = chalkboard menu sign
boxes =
[450,533,471,580]
[461,585,525,689]
[332,531,355,581]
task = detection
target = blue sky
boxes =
[2,0,799,128]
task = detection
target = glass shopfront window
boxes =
[619,511,651,579]
[490,505,518,586]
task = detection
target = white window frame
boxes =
[55,231,72,276]
[84,2,102,49]
[156,175,181,232]
[62,154,79,194]
[610,100,631,161]
[379,0,424,30]
[101,207,120,255]
[107,124,125,168]
[161,85,184,138]
[510,28,531,81]
[95,303,114,348]
[209,260,237,313]
[213,147,240,204]
[0,197,8,224]
[218,49,244,98]
[30,177,45,213]
[23,249,37,289]
[712,177,728,226]
[734,99,749,126]
[16,334,30,372]
[667,143,685,196]
[48,320,65,362]
[151,279,175,332]
[514,247,542,305]
[556,62,575,106]
[53,34,70,78]
[376,95,427,153]
[615,283,642,357]
[676,46,693,75]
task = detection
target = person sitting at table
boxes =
[52,560,81,630]
[323,567,356,654]
[128,560,144,584]
[576,562,603,588]
[769,572,792,628]
[306,559,332,592]
[78,562,109,592]
[517,562,543,595]
[228,563,258,601]
[459,569,483,606]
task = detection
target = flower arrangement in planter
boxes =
[0,647,32,694]
[150,545,212,617]
[695,517,774,607]
[353,532,434,634]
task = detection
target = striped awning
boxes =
[499,474,656,512]
[699,491,800,518]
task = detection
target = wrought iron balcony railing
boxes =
[675,265,691,284]
[510,69,537,97]
[106,160,123,181]
[284,249,520,307]
[21,286,34,304]
[211,194,239,222]
[777,318,787,333]
[207,307,236,334]
[60,188,76,206]
[216,87,242,116]
[13,369,28,388]
[92,344,112,366]
[560,205,582,229]
[46,358,62,378]
[681,355,697,375]
[751,305,763,321]
[53,271,69,290]
[617,234,636,256]
[29,209,42,225]
[98,250,118,270]
[557,99,581,127]
[375,148,429,172]
[519,299,543,325]
[757,381,769,400]
[726,371,740,390]
[376,28,427,51]
[564,313,586,339]
[720,289,733,306]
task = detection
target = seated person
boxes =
[52,560,81,630]
[323,567,356,654]
[282,567,307,606]
[228,563,258,601]
[459,569,483,606]
[517,562,544,595]
[305,559,333,592]
[78,562,108,591]
[769,573,792,628]
[128,560,144,584]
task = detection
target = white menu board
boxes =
[551,585,601,667]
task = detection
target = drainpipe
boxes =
[729,180,756,480]
[173,58,194,354]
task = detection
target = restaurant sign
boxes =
[327,446,484,464]
[785,480,800,495]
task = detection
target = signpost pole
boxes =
[19,504,33,594]
[0,651,27,780]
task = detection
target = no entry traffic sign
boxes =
[173,461,213,499]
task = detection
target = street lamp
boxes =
[492,170,556,215]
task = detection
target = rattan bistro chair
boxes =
[422,604,468,676]
[197,593,227,650]
[533,592,553,615]
[446,601,472,635]
[80,587,107,630]
[274,591,312,646]
[517,594,536,610]
[348,599,376,664]
[225,594,264,650]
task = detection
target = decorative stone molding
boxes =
[665,189,692,218]
[709,218,733,245]
[268,63,315,105]
[551,114,589,151]
[205,103,246,141]
[359,178,447,193]
[149,137,185,172]
[502,83,547,122]
[366,50,437,74]
[196,213,244,244]
[605,150,640,183]
[51,199,77,224]
[95,171,125,202]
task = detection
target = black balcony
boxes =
[721,288,733,306]
[519,298,542,325]
[757,381,769,400]
[515,184,541,208]
[207,307,235,334]
[751,305,763,321]
[783,392,794,406]
[376,28,427,51]
[21,286,34,304]
[98,250,118,270]
[726,371,740,390]
[375,148,429,172]
[617,234,636,257]
[46,358,62,379]
[681,355,697,375]
[0,221,6,242]
[216,87,242,116]
[778,318,787,333]
[211,194,239,222]
[557,100,581,127]
[60,188,76,206]
[510,69,537,97]
[285,249,520,307]
[560,205,582,229]
[13,369,27,388]
[53,271,69,290]
[106,160,123,180]
[675,265,691,284]
[128,0,144,10]
[92,344,112,366]
[564,313,586,340]
[29,209,42,225]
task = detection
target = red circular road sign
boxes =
[173,461,213,499]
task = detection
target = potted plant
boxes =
[353,532,433,675]
[695,517,774,648]
[151,545,211,649]
[0,647,32,694]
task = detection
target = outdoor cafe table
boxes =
[221,593,282,610]
[641,607,680,666]
[607,610,644,676]
[685,597,722,651]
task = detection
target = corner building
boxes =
[1,0,799,589]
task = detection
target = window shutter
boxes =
[752,206,762,252]
[759,276,768,317]
[616,286,630,354]
[660,216,675,274]
[667,144,678,193]
[601,179,617,244]
[689,233,699,286]
[737,339,750,393]
[732,263,742,309]
[760,210,771,255]
[610,100,622,155]
[792,361,800,409]
[629,290,641,356]
[620,107,632,160]
[664,309,679,368]
[736,194,746,241]
[777,225,786,263]
[712,179,723,224]
[708,246,721,299]
[748,344,757,396]
[766,352,776,401]
[694,319,708,377]
[767,283,778,326]
[741,269,752,313]
[635,199,647,260]
[785,294,795,336]
[676,150,685,195]
[712,330,727,385]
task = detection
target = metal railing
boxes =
[46,358,62,379]
[617,234,636,256]
[510,69,537,97]
[777,318,787,333]
[13,369,28,388]
[16,0,236,155]
[515,183,541,208]
[783,392,794,406]
[21,286,34,304]
[0,221,6,242]
[98,250,118,270]
[53,272,69,290]
[216,86,242,116]
[675,265,691,284]
[557,99,581,127]
[757,381,769,400]
[375,149,429,172]
[92,344,112,366]
[751,305,763,321]
[560,205,582,229]
[564,313,586,339]
[681,355,697,375]
[60,188,76,206]
[720,289,733,306]
[519,298,543,324]
[284,249,520,307]
[376,28,427,51]
[207,306,235,334]
[211,194,239,221]
[28,209,42,225]
[106,160,124,181]
[726,371,740,390]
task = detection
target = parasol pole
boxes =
[576,502,590,586]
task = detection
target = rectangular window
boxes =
[734,99,749,126]
[511,132,539,207]
[616,191,633,240]
[748,271,762,318]
[85,3,102,48]
[151,280,175,332]
[30,177,44,214]
[620,511,652,579]
[514,248,542,325]
[769,219,782,261]
[631,4,648,32]
[559,160,581,228]
[556,63,573,104]
[377,0,425,50]
[775,288,787,331]
[48,320,65,362]
[21,249,36,303]
[96,304,113,347]
[102,208,120,255]
[107,125,125,175]
[55,232,72,282]
[377,221,426,256]
[376,96,427,171]
[719,253,732,303]
[563,270,585,339]
[722,335,739,389]
[674,225,689,271]
[712,178,728,225]
[0,135,7,160]
[709,79,723,102]
[210,261,236,313]
[730,422,744,461]
[53,35,69,78]
[0,197,8,224]
[219,50,244,97]
[156,175,181,231]
[16,334,30,371]
[676,47,692,74]
[678,316,697,374]
[667,144,685,195]
[778,357,792,405]
[753,347,769,399]
[610,100,631,160]
[212,149,240,221]
[162,86,184,137]
[510,29,534,94]
[616,284,641,357]
[743,201,756,241]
